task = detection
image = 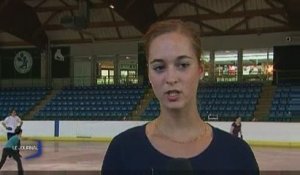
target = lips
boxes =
[165,90,181,101]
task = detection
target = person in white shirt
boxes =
[2,109,23,140]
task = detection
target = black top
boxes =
[231,122,242,137]
[102,124,259,175]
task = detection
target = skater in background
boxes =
[0,127,23,175]
[230,116,243,139]
[2,108,23,140]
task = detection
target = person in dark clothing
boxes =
[102,19,259,175]
[230,116,243,138]
[0,127,23,175]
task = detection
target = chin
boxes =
[164,101,185,110]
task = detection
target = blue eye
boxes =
[178,63,190,69]
[153,65,165,72]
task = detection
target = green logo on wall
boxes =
[14,51,33,74]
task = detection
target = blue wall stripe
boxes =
[54,120,59,137]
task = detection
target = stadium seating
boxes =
[269,84,300,121]
[0,87,49,119]
[34,85,145,120]
[142,82,262,121]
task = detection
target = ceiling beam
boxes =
[44,21,129,30]
[34,2,107,12]
[49,36,141,44]
[183,0,219,15]
[43,8,284,31]
[243,0,249,30]
[0,26,294,47]
[157,0,182,20]
[265,0,277,8]
[271,0,285,6]
[226,17,251,32]
[262,15,288,25]
[109,8,122,39]
[170,8,284,21]
[224,0,247,15]
[204,26,291,36]
[59,0,83,39]
[195,21,224,33]
[34,0,48,9]
[193,0,203,34]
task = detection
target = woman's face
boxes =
[148,32,203,110]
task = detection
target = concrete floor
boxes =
[0,141,299,174]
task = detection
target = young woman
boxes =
[102,19,259,175]
[230,116,243,138]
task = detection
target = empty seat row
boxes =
[34,85,146,120]
[143,83,261,121]
[53,95,141,101]
[59,89,144,95]
[269,84,300,120]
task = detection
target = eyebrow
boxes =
[149,55,193,64]
[149,59,163,65]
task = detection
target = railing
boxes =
[0,76,142,89]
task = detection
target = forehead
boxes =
[148,32,194,60]
[150,32,190,47]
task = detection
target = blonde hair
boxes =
[143,19,202,63]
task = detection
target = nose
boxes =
[166,67,178,85]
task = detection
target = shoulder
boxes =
[10,135,19,141]
[109,124,146,148]
[205,127,259,171]
[213,127,244,145]
[212,127,253,155]
[102,124,147,170]
[212,127,257,163]
[4,116,11,121]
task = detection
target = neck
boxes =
[159,102,200,127]
[158,107,202,131]
[154,114,206,144]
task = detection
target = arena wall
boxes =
[0,121,299,147]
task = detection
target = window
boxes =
[215,50,238,82]
[243,48,273,81]
[120,69,138,84]
[119,56,138,84]
[202,51,210,81]
[96,60,115,85]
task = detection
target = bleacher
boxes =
[6,82,300,122]
[142,99,160,121]
[35,85,145,120]
[198,83,261,121]
[142,83,262,121]
[0,87,48,119]
[269,84,300,121]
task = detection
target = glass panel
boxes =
[128,70,138,84]
[202,51,210,81]
[119,59,138,84]
[96,59,115,85]
[120,70,128,84]
[243,48,273,81]
[215,50,238,82]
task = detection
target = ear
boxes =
[147,65,151,85]
[198,63,204,79]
